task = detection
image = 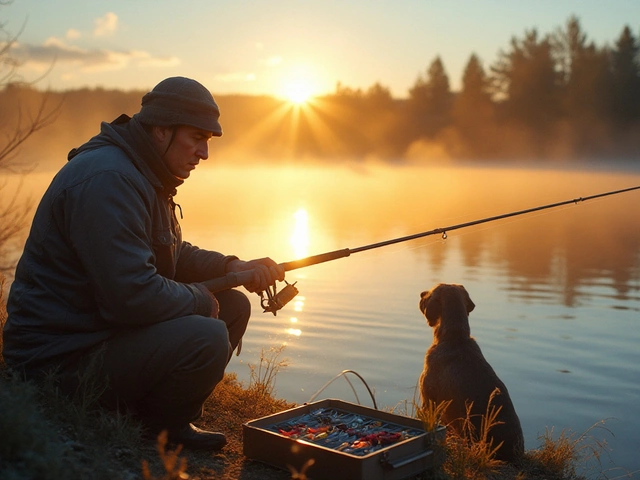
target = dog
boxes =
[418,283,524,463]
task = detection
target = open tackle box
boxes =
[243,398,446,480]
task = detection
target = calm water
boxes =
[11,162,640,476]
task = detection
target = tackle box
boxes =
[243,398,446,480]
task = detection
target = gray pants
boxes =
[88,289,251,430]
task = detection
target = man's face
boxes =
[159,125,214,179]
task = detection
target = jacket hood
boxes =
[68,114,183,196]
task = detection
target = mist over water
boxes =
[8,162,640,475]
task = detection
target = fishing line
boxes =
[308,370,378,409]
[255,185,640,314]
[406,202,576,249]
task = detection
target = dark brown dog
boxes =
[419,283,524,463]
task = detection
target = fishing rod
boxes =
[206,185,640,314]
[279,184,640,271]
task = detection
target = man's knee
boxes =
[181,316,231,367]
[214,289,251,350]
[102,315,231,392]
[217,289,251,322]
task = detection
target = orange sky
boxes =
[3,0,640,99]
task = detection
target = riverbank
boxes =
[0,295,613,479]
[0,359,605,480]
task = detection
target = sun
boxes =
[279,64,319,105]
[284,79,314,105]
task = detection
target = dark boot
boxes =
[166,423,227,451]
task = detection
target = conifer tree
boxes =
[610,26,640,126]
[453,54,495,157]
[408,56,453,138]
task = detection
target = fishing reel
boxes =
[260,280,299,316]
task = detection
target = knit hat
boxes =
[136,77,223,136]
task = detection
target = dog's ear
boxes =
[460,286,475,314]
[420,288,442,326]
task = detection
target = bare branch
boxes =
[0,11,26,86]
[0,91,62,170]
[0,3,59,272]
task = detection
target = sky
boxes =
[3,0,640,100]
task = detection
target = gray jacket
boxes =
[3,115,237,371]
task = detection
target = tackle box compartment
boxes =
[243,398,446,480]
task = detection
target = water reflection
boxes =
[285,295,305,337]
[292,296,305,312]
[285,317,302,337]
[163,162,639,315]
[10,165,640,307]
[290,208,310,259]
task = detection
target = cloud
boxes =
[66,29,81,40]
[130,50,181,68]
[10,37,180,72]
[94,12,118,37]
[214,72,256,83]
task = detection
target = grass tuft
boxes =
[416,397,452,433]
[287,458,315,480]
[142,431,189,480]
[0,374,71,480]
[521,421,614,479]
[413,387,610,480]
[247,344,290,400]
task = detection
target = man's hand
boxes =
[225,258,285,293]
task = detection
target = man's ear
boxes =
[149,125,175,155]
[151,125,171,143]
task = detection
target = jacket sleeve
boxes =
[63,170,215,326]
[174,241,238,283]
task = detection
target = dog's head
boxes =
[419,283,475,338]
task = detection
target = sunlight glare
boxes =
[286,81,313,104]
[285,327,302,337]
[279,64,319,105]
[290,208,310,258]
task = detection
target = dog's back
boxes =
[419,283,524,463]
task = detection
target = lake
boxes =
[8,161,640,476]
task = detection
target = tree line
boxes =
[2,16,640,166]
[320,16,640,163]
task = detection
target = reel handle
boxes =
[261,249,349,315]
[261,281,299,316]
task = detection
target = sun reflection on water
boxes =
[284,292,305,337]
[290,207,310,259]
[293,297,305,312]
[285,317,302,336]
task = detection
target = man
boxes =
[3,77,285,450]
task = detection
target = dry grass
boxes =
[416,397,453,433]
[247,344,290,400]
[412,389,617,480]
[141,431,189,480]
[442,388,507,479]
[0,340,296,480]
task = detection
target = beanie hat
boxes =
[136,77,223,136]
